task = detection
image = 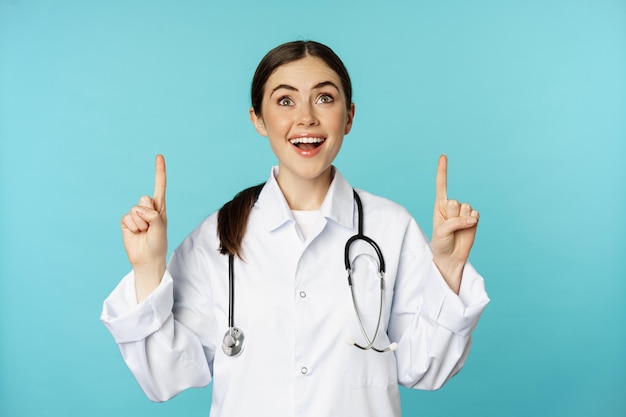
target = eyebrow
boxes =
[270,81,340,97]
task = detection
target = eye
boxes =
[278,96,294,106]
[317,94,334,104]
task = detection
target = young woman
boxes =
[101,40,489,417]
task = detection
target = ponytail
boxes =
[217,183,265,258]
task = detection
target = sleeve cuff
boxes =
[422,261,490,336]
[100,270,175,344]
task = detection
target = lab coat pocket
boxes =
[342,284,397,390]
[342,255,397,389]
[343,312,397,389]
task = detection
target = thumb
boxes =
[137,195,167,226]
[133,205,167,233]
[135,205,162,223]
[435,216,478,237]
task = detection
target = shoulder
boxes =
[174,211,221,257]
[334,168,411,220]
[353,188,413,221]
[351,188,431,254]
[352,188,424,240]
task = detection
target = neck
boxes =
[275,167,333,210]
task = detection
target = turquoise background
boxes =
[1,0,624,416]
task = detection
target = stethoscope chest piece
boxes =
[222,327,245,357]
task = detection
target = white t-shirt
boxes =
[292,209,323,242]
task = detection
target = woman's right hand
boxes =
[120,154,168,302]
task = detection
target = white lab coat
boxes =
[101,166,490,417]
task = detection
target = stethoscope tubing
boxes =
[223,189,394,356]
[228,254,235,329]
[343,191,390,352]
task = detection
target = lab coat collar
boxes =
[256,166,355,232]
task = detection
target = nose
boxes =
[297,102,319,126]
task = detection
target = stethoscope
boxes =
[222,190,397,357]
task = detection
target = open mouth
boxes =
[289,137,326,150]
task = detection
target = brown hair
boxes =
[218,40,352,258]
[217,183,264,257]
[251,40,352,115]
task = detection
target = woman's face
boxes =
[250,56,355,186]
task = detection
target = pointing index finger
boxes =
[153,154,166,212]
[436,154,448,205]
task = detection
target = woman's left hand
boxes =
[430,154,479,294]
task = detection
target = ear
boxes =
[249,107,268,137]
[344,103,356,135]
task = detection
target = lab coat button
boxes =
[299,291,306,298]
[300,367,308,375]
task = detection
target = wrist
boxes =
[133,261,166,303]
[432,257,465,295]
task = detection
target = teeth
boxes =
[289,137,325,145]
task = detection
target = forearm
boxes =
[395,315,473,390]
[134,261,166,303]
[101,271,213,401]
[432,256,465,295]
[391,260,489,389]
[118,316,213,402]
